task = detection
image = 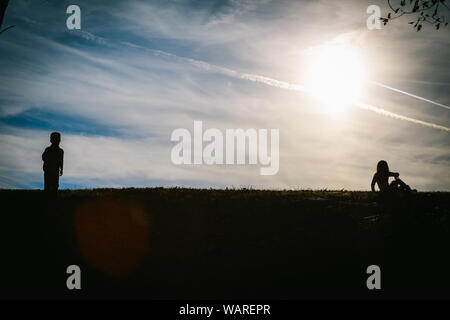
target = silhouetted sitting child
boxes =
[42,132,64,195]
[371,160,414,193]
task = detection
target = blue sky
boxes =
[0,0,449,190]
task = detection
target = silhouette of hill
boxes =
[0,188,449,299]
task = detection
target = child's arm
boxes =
[371,174,377,192]
[42,147,48,162]
[389,171,399,178]
[59,149,64,176]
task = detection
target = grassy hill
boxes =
[1,188,449,299]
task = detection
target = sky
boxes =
[0,0,449,190]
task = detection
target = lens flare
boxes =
[74,198,150,278]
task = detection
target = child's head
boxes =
[376,160,389,175]
[50,132,61,145]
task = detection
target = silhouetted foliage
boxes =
[381,0,450,31]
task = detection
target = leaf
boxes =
[417,24,422,31]
[436,23,440,30]
[387,13,391,19]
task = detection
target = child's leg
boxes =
[389,180,400,191]
[44,173,50,191]
[394,178,411,192]
[44,172,59,195]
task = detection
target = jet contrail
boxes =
[236,74,449,132]
[141,45,310,93]
[370,81,450,111]
[120,40,449,132]
[356,102,450,132]
[185,57,450,132]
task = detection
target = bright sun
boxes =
[306,45,367,113]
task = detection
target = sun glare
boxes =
[306,45,367,113]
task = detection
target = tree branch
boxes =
[0,0,10,30]
[383,0,449,30]
[0,24,14,34]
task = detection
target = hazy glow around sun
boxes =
[305,45,367,113]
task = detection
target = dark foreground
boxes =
[0,188,449,299]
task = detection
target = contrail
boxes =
[120,41,449,132]
[370,81,450,111]
[132,44,310,93]
[32,31,450,133]
[236,74,449,132]
[356,102,450,132]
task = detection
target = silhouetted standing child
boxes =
[371,160,413,192]
[42,132,64,195]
